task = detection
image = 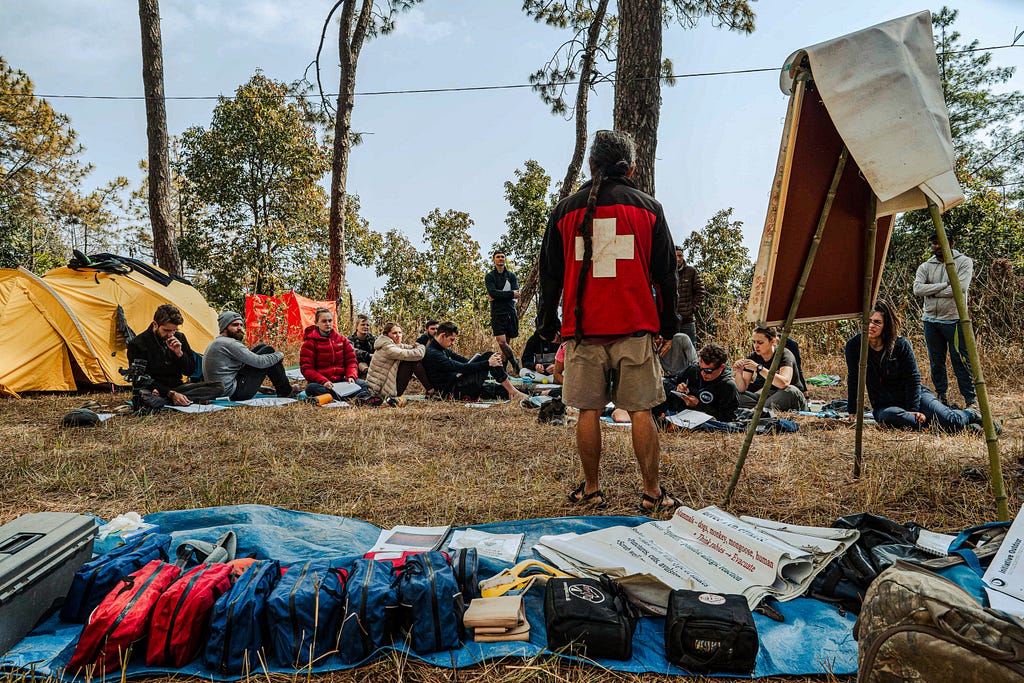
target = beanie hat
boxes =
[218,310,242,332]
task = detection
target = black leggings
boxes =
[395,360,432,396]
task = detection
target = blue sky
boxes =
[2,1,1021,301]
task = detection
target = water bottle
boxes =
[523,375,533,393]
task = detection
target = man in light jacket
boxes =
[913,230,975,408]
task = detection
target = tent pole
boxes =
[927,201,1008,521]
[723,147,849,507]
[854,193,878,478]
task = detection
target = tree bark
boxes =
[327,0,372,300]
[517,0,609,319]
[138,0,180,275]
[613,0,661,197]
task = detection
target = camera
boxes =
[118,359,163,414]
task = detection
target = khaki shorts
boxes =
[563,334,665,412]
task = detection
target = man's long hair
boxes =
[574,130,636,342]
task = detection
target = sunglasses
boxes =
[700,364,722,374]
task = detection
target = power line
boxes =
[5,44,1021,102]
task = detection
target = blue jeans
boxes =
[678,321,698,350]
[923,320,975,404]
[874,387,971,433]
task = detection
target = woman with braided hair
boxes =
[537,130,683,514]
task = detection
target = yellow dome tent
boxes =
[0,256,218,396]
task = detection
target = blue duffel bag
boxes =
[267,560,347,668]
[203,559,281,675]
[397,552,465,654]
[338,559,399,663]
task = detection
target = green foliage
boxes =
[494,160,556,271]
[880,7,1024,339]
[0,56,123,272]
[176,72,330,309]
[368,209,489,328]
[682,208,752,337]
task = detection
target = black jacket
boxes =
[422,341,491,394]
[126,327,196,397]
[485,268,519,318]
[845,335,921,414]
[520,332,560,370]
[348,331,376,364]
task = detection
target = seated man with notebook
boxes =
[422,322,527,401]
[653,343,739,422]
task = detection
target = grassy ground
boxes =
[1,347,1022,683]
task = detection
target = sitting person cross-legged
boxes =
[652,343,739,422]
[844,300,993,434]
[300,307,367,401]
[422,321,527,401]
[520,329,561,377]
[348,314,376,379]
[367,321,433,399]
[733,325,808,412]
[127,304,223,406]
[203,311,297,401]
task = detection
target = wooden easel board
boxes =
[748,81,894,326]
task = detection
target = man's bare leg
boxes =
[499,378,528,401]
[629,409,662,502]
[494,333,518,373]
[576,409,602,495]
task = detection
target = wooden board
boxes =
[747,80,894,326]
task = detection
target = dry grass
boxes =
[2,343,1023,683]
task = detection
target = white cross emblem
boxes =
[575,218,635,278]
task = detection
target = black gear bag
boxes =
[544,576,637,660]
[664,589,758,674]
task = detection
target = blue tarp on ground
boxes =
[1,505,858,679]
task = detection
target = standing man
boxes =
[485,250,521,375]
[537,129,681,514]
[203,311,297,401]
[674,245,704,348]
[913,230,975,408]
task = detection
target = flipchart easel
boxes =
[722,11,1007,521]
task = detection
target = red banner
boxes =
[244,292,336,344]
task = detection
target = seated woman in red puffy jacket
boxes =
[300,308,366,401]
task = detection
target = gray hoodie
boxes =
[913,249,972,322]
[202,335,283,398]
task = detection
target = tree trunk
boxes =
[138,0,180,275]
[327,0,372,301]
[613,0,661,197]
[517,0,609,319]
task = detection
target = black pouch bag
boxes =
[544,576,637,660]
[665,590,758,674]
[449,547,479,602]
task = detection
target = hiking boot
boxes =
[287,385,302,399]
[967,422,1003,437]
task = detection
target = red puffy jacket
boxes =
[299,325,357,384]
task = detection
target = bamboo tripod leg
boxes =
[723,147,849,508]
[928,202,1008,521]
[854,194,878,478]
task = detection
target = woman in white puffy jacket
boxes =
[366,322,434,398]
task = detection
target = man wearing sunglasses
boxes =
[654,343,738,422]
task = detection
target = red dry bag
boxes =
[146,562,234,667]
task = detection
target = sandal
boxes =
[567,481,608,510]
[638,486,683,514]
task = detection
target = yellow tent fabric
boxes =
[0,268,110,396]
[0,260,218,395]
[42,265,219,389]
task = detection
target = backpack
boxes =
[267,561,347,668]
[855,561,1024,682]
[396,551,465,654]
[145,563,234,667]
[338,559,399,664]
[66,560,181,674]
[61,531,172,623]
[538,398,567,425]
[203,559,281,675]
[544,575,638,660]
[807,513,930,614]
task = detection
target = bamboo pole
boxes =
[723,147,849,507]
[927,202,1008,521]
[853,193,878,478]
